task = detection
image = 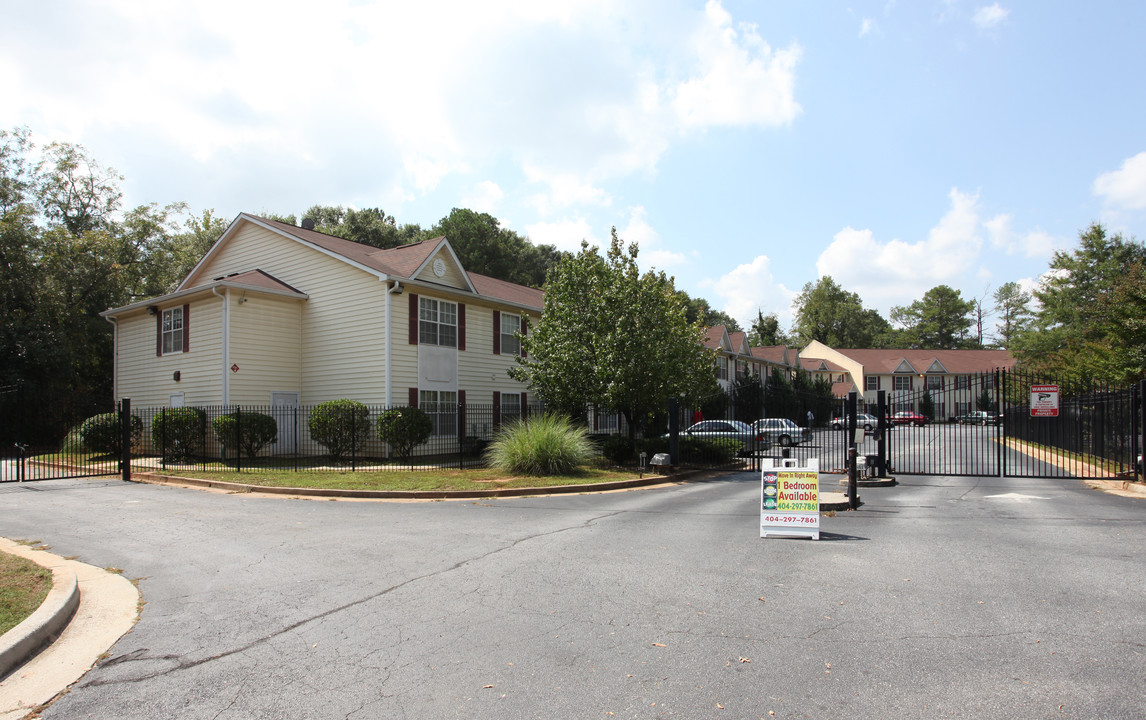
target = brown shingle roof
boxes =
[250,215,543,311]
[751,345,789,365]
[834,348,1016,373]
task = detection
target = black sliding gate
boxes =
[885,370,1142,479]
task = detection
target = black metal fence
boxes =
[1002,369,1141,478]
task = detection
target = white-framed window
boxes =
[955,375,970,390]
[866,375,879,391]
[926,375,943,391]
[419,298,457,347]
[162,307,184,354]
[893,375,913,391]
[716,357,728,381]
[501,392,521,425]
[420,390,457,436]
[501,313,521,356]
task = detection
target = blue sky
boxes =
[4,0,1145,338]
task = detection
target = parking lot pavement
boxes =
[2,472,1143,719]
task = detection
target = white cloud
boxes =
[1093,151,1146,210]
[859,18,876,38]
[672,1,802,129]
[973,3,1009,29]
[461,181,505,214]
[712,255,797,330]
[985,214,1066,258]
[619,206,686,271]
[524,166,612,216]
[816,188,985,312]
[524,217,600,253]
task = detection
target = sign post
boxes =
[761,457,820,540]
[1030,384,1060,417]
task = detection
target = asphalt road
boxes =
[2,470,1144,719]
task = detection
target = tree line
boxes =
[3,124,1143,421]
[748,223,1146,386]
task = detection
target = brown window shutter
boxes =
[458,303,466,351]
[182,304,190,352]
[521,392,527,419]
[408,294,419,345]
[492,311,501,355]
[156,312,162,356]
[492,391,501,427]
[408,387,418,407]
[520,316,527,358]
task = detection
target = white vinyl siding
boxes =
[188,223,389,404]
[115,300,223,407]
[228,294,303,405]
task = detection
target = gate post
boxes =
[847,391,859,508]
[1140,380,1146,482]
[998,369,1006,477]
[119,398,131,483]
[876,390,887,476]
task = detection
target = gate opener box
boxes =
[760,457,820,540]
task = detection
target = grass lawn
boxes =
[149,466,648,492]
[0,551,52,636]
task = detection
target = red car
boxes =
[892,411,928,426]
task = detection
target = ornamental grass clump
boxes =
[485,413,593,476]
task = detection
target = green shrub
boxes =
[376,407,433,460]
[308,399,371,462]
[76,413,142,455]
[485,413,593,476]
[151,407,207,461]
[599,434,636,464]
[212,411,278,459]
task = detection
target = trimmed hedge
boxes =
[307,399,371,462]
[376,407,433,460]
[151,407,207,461]
[77,412,142,455]
[212,411,278,459]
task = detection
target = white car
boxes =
[751,418,812,447]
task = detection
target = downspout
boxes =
[213,287,230,405]
[103,315,118,403]
[384,279,401,406]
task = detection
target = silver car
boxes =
[678,420,766,456]
[752,418,812,446]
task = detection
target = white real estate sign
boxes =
[760,457,820,540]
[1030,384,1060,417]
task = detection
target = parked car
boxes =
[676,420,766,456]
[751,418,812,446]
[955,410,1000,426]
[892,411,928,426]
[830,413,879,431]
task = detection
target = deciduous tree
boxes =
[511,229,718,439]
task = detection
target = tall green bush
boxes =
[212,411,277,459]
[151,407,207,461]
[77,412,142,455]
[485,413,592,476]
[308,399,371,462]
[376,407,433,460]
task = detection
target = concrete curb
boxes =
[129,468,713,499]
[0,560,79,681]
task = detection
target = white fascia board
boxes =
[102,281,307,318]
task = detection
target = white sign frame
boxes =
[760,457,820,540]
[1030,384,1060,417]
